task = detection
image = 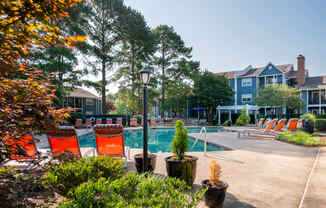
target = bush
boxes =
[279,130,322,146]
[58,173,206,208]
[300,113,316,124]
[222,120,232,126]
[171,120,189,160]
[316,119,326,132]
[43,156,124,195]
[235,109,250,126]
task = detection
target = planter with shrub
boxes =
[165,120,198,186]
[235,109,250,126]
[300,113,316,124]
[134,153,157,173]
[302,119,314,134]
[202,160,228,208]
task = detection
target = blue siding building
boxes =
[216,55,326,120]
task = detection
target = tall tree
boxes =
[29,3,89,106]
[153,25,192,117]
[115,6,155,96]
[254,84,304,115]
[191,72,234,120]
[81,0,126,114]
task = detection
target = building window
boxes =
[241,78,252,87]
[242,94,252,103]
[266,76,276,84]
[86,98,94,105]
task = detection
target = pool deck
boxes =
[3,129,326,207]
[174,131,325,208]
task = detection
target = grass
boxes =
[279,130,326,147]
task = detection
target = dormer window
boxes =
[242,78,252,87]
[269,66,273,70]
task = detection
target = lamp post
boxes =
[140,67,152,172]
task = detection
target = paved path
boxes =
[171,132,320,208]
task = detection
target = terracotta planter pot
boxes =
[134,153,156,173]
[165,155,198,186]
[202,180,228,208]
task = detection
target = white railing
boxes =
[191,127,207,155]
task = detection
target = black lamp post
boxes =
[140,67,152,172]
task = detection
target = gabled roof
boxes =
[287,70,309,79]
[301,76,326,89]
[215,64,293,79]
[68,88,99,99]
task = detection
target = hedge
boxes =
[316,119,326,131]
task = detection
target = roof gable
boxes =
[68,88,99,99]
[258,63,283,76]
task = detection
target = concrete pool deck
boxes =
[166,132,323,208]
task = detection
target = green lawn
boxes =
[278,130,326,147]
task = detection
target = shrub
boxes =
[316,119,326,131]
[300,113,316,124]
[58,173,206,208]
[43,156,124,195]
[235,109,250,126]
[279,130,322,146]
[222,120,232,126]
[171,120,189,160]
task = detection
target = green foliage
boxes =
[279,131,325,146]
[171,120,189,160]
[235,109,250,126]
[58,173,206,208]
[222,120,232,126]
[300,113,317,124]
[254,84,304,114]
[191,72,234,117]
[43,156,124,195]
[316,119,326,131]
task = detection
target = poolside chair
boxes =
[271,119,287,133]
[240,119,278,138]
[150,118,157,126]
[296,119,303,129]
[106,118,112,124]
[96,118,102,125]
[75,119,82,129]
[93,124,125,157]
[257,118,264,127]
[4,135,39,160]
[263,118,271,128]
[131,118,138,127]
[116,117,123,125]
[286,118,299,131]
[46,126,81,158]
[85,119,92,128]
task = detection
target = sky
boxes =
[87,0,326,95]
[124,0,326,75]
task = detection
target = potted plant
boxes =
[134,153,157,174]
[165,120,198,186]
[202,160,228,208]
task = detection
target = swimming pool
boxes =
[78,127,225,153]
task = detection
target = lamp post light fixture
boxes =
[140,67,152,172]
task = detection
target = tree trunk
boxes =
[101,60,106,115]
[131,43,136,96]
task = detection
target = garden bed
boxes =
[278,131,326,147]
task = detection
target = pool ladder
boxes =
[191,127,207,156]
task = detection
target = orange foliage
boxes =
[0,0,85,147]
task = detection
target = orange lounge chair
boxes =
[263,119,271,128]
[131,118,137,127]
[85,119,92,128]
[296,119,303,129]
[4,135,39,160]
[271,119,287,133]
[286,118,299,131]
[94,124,125,157]
[150,119,157,126]
[116,117,123,125]
[257,118,264,127]
[46,127,81,158]
[96,118,102,125]
[75,119,82,128]
[106,118,112,124]
[242,119,278,138]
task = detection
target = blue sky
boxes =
[125,0,326,76]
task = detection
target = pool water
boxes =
[78,127,225,153]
